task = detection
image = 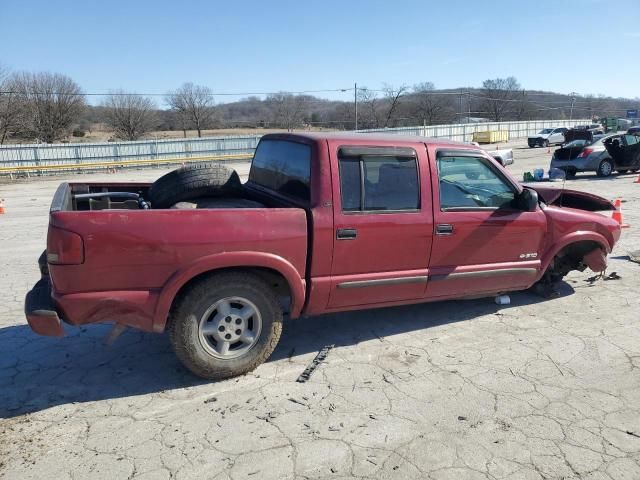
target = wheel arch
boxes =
[152,252,306,332]
[539,232,611,276]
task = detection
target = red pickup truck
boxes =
[25,132,621,379]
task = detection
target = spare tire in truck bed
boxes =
[148,162,242,209]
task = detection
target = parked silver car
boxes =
[549,134,639,178]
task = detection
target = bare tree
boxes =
[356,87,381,128]
[265,93,307,130]
[412,82,450,125]
[357,84,408,129]
[479,76,522,122]
[513,90,533,121]
[381,84,408,128]
[102,91,157,141]
[0,64,24,144]
[11,71,85,142]
[166,83,217,137]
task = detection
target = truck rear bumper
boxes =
[24,278,65,337]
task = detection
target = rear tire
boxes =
[168,272,283,380]
[596,159,613,177]
[148,163,242,209]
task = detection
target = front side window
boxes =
[437,156,516,210]
[249,139,311,202]
[338,147,419,212]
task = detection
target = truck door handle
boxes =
[436,224,454,235]
[336,228,357,240]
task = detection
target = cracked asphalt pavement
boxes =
[1,143,639,479]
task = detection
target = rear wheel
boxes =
[168,272,283,380]
[565,168,577,179]
[596,159,613,177]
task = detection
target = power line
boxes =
[0,87,353,97]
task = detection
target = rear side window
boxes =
[338,147,419,212]
[249,139,311,202]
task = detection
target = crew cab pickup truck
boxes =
[25,132,621,380]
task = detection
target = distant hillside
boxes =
[81,88,638,135]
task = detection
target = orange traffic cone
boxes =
[0,198,5,214]
[634,175,640,184]
[612,199,629,228]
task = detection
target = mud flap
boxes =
[583,248,607,273]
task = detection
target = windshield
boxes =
[539,129,553,134]
[592,135,617,146]
[564,140,588,148]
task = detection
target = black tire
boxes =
[543,139,550,148]
[617,169,629,174]
[565,169,577,179]
[596,159,613,177]
[168,272,283,380]
[148,163,242,209]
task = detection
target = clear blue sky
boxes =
[2,0,639,104]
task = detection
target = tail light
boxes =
[577,148,594,158]
[47,226,84,265]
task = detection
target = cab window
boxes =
[338,147,419,212]
[437,155,516,211]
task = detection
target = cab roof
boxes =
[261,131,469,147]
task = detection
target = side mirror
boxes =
[518,188,539,212]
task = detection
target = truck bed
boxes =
[47,182,308,330]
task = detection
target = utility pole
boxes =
[354,83,358,130]
[569,92,576,121]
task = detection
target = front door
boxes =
[427,149,547,299]
[328,143,433,309]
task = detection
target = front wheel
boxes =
[168,272,283,380]
[543,139,550,148]
[596,159,613,177]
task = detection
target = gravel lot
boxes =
[1,141,639,480]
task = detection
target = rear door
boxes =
[427,149,547,299]
[327,143,433,309]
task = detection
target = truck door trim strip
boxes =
[429,268,537,281]
[337,275,429,289]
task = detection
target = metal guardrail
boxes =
[0,119,590,175]
[358,119,591,142]
[0,135,261,175]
